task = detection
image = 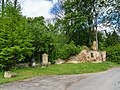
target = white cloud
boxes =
[18,0,53,19]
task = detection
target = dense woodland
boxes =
[0,0,120,71]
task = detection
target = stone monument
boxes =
[42,53,48,66]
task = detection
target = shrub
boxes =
[56,42,82,60]
[106,44,120,63]
[0,46,33,71]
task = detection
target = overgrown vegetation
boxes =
[54,42,82,60]
[0,2,33,71]
[0,62,119,84]
[0,0,119,72]
[106,44,120,64]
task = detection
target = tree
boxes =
[99,0,120,32]
[26,16,56,62]
[105,30,120,47]
[26,16,70,63]
[14,0,18,9]
[0,2,33,71]
[54,0,97,47]
[1,0,18,16]
[50,0,119,49]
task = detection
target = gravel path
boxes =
[0,67,120,90]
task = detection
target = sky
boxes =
[18,0,54,19]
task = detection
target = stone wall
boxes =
[66,49,106,63]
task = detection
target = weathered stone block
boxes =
[101,51,106,61]
[55,58,65,64]
[42,53,48,66]
[4,71,17,78]
[92,41,97,51]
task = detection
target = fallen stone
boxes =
[66,60,80,64]
[4,71,17,78]
[55,58,65,64]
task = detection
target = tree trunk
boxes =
[14,0,18,9]
[2,0,4,16]
[93,0,98,50]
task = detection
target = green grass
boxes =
[0,61,119,84]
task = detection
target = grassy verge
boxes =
[0,61,119,84]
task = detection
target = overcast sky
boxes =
[18,0,53,19]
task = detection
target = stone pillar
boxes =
[92,41,97,51]
[42,53,48,66]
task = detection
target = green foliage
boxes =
[0,3,33,71]
[27,18,78,63]
[105,31,120,47]
[106,44,120,63]
[26,17,57,62]
[55,0,98,47]
[47,31,69,63]
[56,42,81,60]
[98,31,120,50]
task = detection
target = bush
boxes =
[56,42,82,60]
[0,46,33,71]
[48,42,82,63]
[106,44,120,63]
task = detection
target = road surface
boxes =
[0,67,120,90]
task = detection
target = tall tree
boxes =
[26,16,55,62]
[55,0,97,47]
[0,2,33,70]
[99,0,120,32]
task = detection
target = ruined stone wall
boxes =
[56,41,106,64]
[66,50,106,63]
